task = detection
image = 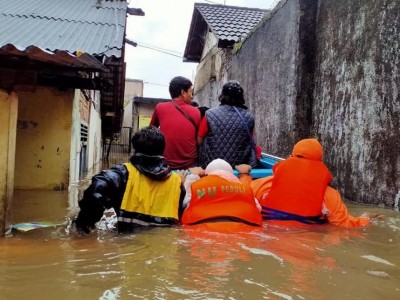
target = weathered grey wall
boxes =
[194,47,232,108]
[313,0,400,207]
[194,0,399,207]
[228,0,317,158]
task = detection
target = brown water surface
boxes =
[1,189,399,300]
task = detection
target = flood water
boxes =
[1,187,399,300]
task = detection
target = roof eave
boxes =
[183,7,207,63]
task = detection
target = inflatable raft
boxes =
[233,153,283,178]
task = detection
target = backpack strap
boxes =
[171,101,198,133]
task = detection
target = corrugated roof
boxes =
[184,3,268,62]
[0,0,128,58]
[0,44,109,71]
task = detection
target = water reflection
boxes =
[1,187,399,300]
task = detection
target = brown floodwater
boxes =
[1,187,399,300]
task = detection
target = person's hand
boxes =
[235,164,252,174]
[359,212,385,220]
[73,218,93,235]
[188,167,205,177]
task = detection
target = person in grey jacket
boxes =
[197,80,257,169]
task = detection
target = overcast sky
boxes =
[125,0,278,98]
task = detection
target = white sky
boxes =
[125,0,278,98]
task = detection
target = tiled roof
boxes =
[0,0,128,58]
[184,3,268,62]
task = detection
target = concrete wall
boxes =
[193,0,399,207]
[193,31,232,108]
[69,89,103,183]
[0,91,17,235]
[133,102,154,134]
[14,87,73,189]
[228,0,310,156]
[313,0,400,207]
[124,79,143,148]
[124,79,143,129]
[87,90,102,177]
[70,89,84,185]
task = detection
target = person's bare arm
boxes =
[235,164,252,185]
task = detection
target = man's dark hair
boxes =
[191,101,199,107]
[219,80,246,108]
[198,106,209,119]
[169,76,193,99]
[131,126,165,156]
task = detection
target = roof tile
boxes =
[184,3,268,62]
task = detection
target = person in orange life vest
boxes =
[252,139,381,227]
[150,76,201,170]
[259,138,332,224]
[180,158,262,228]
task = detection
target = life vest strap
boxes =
[261,206,327,224]
[187,216,261,227]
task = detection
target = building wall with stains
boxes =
[87,90,102,177]
[14,87,73,189]
[227,0,305,157]
[70,89,87,185]
[193,30,233,109]
[313,0,400,207]
[123,79,143,129]
[194,0,399,207]
[0,90,17,234]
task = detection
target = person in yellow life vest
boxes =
[252,138,382,227]
[181,158,262,228]
[74,126,185,234]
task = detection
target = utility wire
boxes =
[204,0,222,4]
[137,44,182,58]
[126,38,184,58]
[135,40,183,55]
[143,81,168,87]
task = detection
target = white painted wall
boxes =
[87,90,102,177]
[69,89,81,186]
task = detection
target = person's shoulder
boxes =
[207,107,219,113]
[156,101,171,108]
[109,163,129,174]
[241,107,253,114]
[170,171,185,184]
[154,101,173,112]
[184,103,201,116]
[244,108,255,118]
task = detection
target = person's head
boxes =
[191,101,199,107]
[169,76,193,103]
[198,106,209,119]
[292,138,323,161]
[131,126,165,156]
[204,158,239,182]
[218,80,246,108]
[205,158,233,174]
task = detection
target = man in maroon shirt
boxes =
[150,76,201,169]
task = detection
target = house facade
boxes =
[0,0,144,235]
[132,97,171,133]
[183,3,268,108]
